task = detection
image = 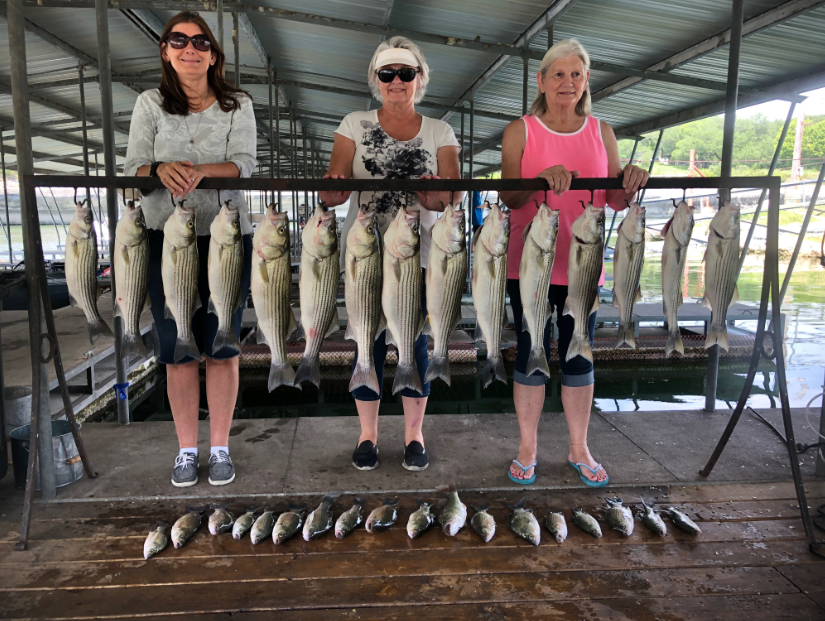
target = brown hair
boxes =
[158,11,250,116]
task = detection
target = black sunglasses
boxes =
[166,31,212,52]
[376,67,418,83]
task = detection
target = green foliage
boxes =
[778,118,825,161]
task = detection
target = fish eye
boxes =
[187,220,194,228]
[85,216,91,224]
[278,227,284,234]
[367,226,374,233]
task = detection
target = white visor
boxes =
[375,48,419,70]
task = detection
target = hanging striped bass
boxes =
[113,200,149,357]
[207,201,244,355]
[661,200,695,357]
[66,200,113,345]
[161,200,200,362]
[251,205,297,391]
[295,204,340,388]
[519,201,559,377]
[563,203,605,363]
[423,202,467,386]
[702,201,740,351]
[382,206,424,395]
[612,202,645,349]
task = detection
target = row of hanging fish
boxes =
[143,487,702,559]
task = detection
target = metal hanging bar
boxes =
[469,98,474,179]
[638,130,664,206]
[0,131,12,261]
[275,78,281,208]
[460,111,465,179]
[604,137,642,258]
[232,12,239,87]
[522,55,529,117]
[707,0,745,414]
[96,0,129,425]
[216,0,224,51]
[737,101,796,278]
[267,61,274,204]
[78,64,91,208]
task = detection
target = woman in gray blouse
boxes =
[124,11,257,488]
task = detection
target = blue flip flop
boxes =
[568,460,609,488]
[507,459,537,485]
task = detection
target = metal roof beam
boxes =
[592,0,825,103]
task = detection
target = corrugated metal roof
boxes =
[1,0,824,175]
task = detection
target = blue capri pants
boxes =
[351,269,430,401]
[506,279,596,388]
[148,229,253,365]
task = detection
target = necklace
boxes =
[183,111,204,146]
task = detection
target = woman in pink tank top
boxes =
[498,39,649,487]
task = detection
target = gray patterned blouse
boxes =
[124,88,257,236]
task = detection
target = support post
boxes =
[8,0,56,505]
[522,55,529,117]
[0,132,12,262]
[275,80,281,208]
[547,26,553,48]
[216,0,224,51]
[96,0,129,425]
[469,98,474,179]
[460,111,465,179]
[737,101,796,278]
[268,61,274,203]
[708,0,744,413]
[303,129,308,222]
[638,130,663,205]
[78,64,91,207]
[232,12,239,87]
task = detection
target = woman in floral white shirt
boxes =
[124,11,256,489]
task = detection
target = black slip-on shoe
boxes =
[402,441,429,471]
[352,440,380,470]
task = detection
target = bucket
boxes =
[9,420,85,490]
[4,386,32,434]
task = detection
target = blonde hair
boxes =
[368,36,430,104]
[529,38,591,118]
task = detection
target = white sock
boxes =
[211,446,228,456]
[179,447,198,457]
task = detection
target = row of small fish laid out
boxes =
[64,197,247,363]
[143,487,702,559]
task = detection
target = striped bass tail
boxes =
[268,361,297,392]
[665,328,684,358]
[705,324,729,352]
[566,332,593,363]
[350,361,380,394]
[294,356,321,389]
[615,322,636,349]
[482,355,506,389]
[122,332,147,358]
[212,329,242,356]
[392,361,422,395]
[87,317,114,344]
[423,355,450,386]
[174,334,200,363]
[525,347,550,378]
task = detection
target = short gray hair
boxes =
[529,38,591,118]
[368,36,430,104]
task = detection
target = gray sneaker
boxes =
[208,451,235,486]
[171,452,198,487]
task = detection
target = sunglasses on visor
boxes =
[376,67,418,83]
[166,31,212,52]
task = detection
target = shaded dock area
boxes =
[1,409,823,619]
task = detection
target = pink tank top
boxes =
[508,114,611,285]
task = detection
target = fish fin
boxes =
[482,355,506,389]
[169,246,177,265]
[193,295,202,315]
[525,347,550,378]
[562,302,573,317]
[469,502,490,512]
[486,258,496,279]
[730,285,739,306]
[473,322,484,344]
[705,324,729,352]
[590,296,600,315]
[174,334,200,363]
[207,297,218,316]
[701,246,708,264]
[422,315,433,338]
[521,313,529,333]
[164,304,173,320]
[344,322,355,341]
[294,356,321,388]
[322,493,341,504]
[416,499,431,507]
[295,322,306,342]
[385,329,397,349]
[423,354,450,386]
[417,312,426,339]
[324,317,339,338]
[700,295,712,310]
[665,327,684,358]
[212,329,241,355]
[565,331,593,363]
[286,309,298,340]
[122,333,147,358]
[660,217,673,238]
[257,258,269,284]
[392,258,401,281]
[347,256,357,282]
[353,496,368,506]
[257,328,267,345]
[615,322,636,349]
[268,361,297,391]
[120,245,130,267]
[113,300,122,319]
[311,259,321,279]
[384,498,400,506]
[375,315,387,341]
[141,294,151,314]
[87,318,114,345]
[439,256,448,276]
[635,286,643,303]
[471,226,482,252]
[521,220,533,243]
[349,361,380,394]
[68,293,78,308]
[186,505,208,514]
[391,361,422,395]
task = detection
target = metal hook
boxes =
[170,192,176,208]
[682,188,687,202]
[544,189,549,205]
[589,189,594,205]
[533,198,541,210]
[217,188,222,209]
[579,200,587,210]
[671,198,679,209]
[624,199,632,208]
[450,190,455,207]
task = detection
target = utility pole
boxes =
[791,111,805,183]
